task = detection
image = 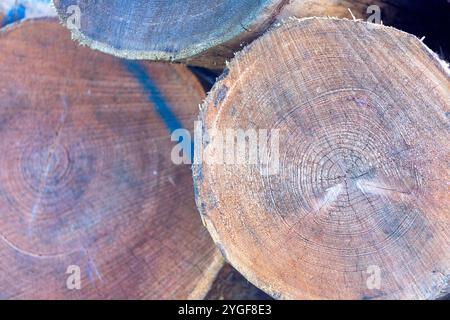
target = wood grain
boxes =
[278,0,397,21]
[0,18,222,299]
[195,18,450,300]
[52,0,421,69]
[53,0,286,69]
[279,0,450,60]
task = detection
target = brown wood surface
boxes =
[0,18,222,299]
[194,18,450,300]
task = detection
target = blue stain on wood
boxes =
[124,61,183,134]
[1,5,26,27]
[124,60,194,162]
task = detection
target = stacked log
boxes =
[52,0,286,69]
[53,0,425,69]
[1,1,448,301]
[194,17,450,299]
[0,19,223,299]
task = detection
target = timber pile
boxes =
[0,1,448,301]
[205,264,272,300]
[0,19,223,299]
[52,0,427,69]
[194,18,450,299]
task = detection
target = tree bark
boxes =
[194,18,450,300]
[0,18,223,299]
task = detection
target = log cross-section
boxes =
[53,0,450,69]
[194,17,450,300]
[53,0,287,69]
[0,19,223,299]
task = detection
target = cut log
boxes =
[53,0,286,69]
[194,18,450,300]
[53,0,435,69]
[0,18,222,299]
